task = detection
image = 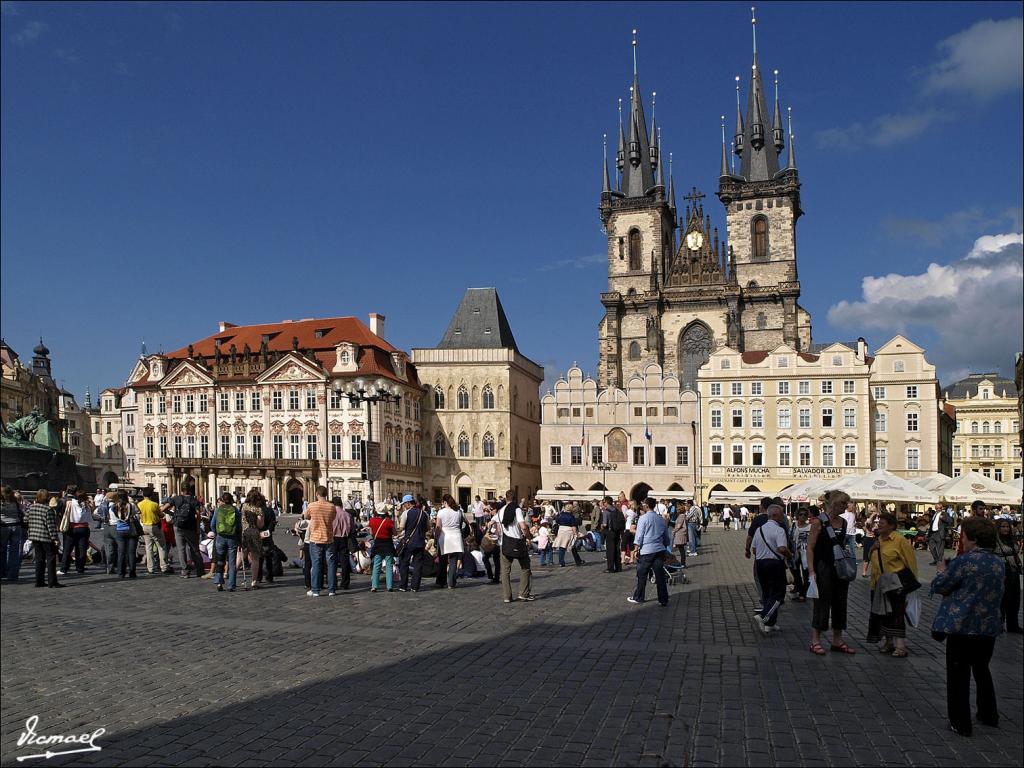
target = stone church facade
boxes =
[598,30,810,392]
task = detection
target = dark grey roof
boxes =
[621,73,656,197]
[437,288,519,352]
[738,54,781,182]
[942,373,1018,399]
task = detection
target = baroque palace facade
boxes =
[127,315,424,508]
[943,373,1021,482]
[540,14,954,501]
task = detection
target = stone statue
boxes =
[4,408,61,450]
[646,316,659,352]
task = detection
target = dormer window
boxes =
[339,351,350,365]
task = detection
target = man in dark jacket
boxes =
[160,480,205,579]
[398,494,429,592]
[602,496,625,572]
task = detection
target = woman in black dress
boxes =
[240,489,266,589]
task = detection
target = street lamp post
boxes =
[594,461,617,493]
[333,377,401,509]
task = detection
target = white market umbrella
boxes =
[820,469,939,504]
[779,478,831,503]
[1007,476,1023,492]
[914,472,953,492]
[931,471,1023,506]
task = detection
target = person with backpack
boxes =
[211,493,242,592]
[259,501,279,585]
[397,494,429,592]
[240,489,267,589]
[107,491,141,579]
[602,496,625,573]
[497,489,534,603]
[161,479,206,579]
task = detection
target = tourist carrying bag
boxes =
[823,516,856,581]
[58,505,72,534]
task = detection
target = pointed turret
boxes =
[602,134,611,194]
[733,76,745,156]
[616,99,625,177]
[772,69,785,152]
[620,29,656,197]
[649,92,659,172]
[654,128,665,191]
[734,6,781,180]
[787,106,797,170]
[720,115,729,177]
[668,152,677,210]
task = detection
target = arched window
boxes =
[628,341,641,360]
[457,386,469,409]
[752,216,768,261]
[628,229,641,271]
[434,432,446,456]
[458,432,469,457]
[982,421,990,433]
[482,432,495,458]
[513,436,519,459]
[756,312,767,330]
[434,387,445,410]
[994,421,1002,433]
[482,385,495,410]
[971,421,979,433]
[526,438,532,461]
[678,322,714,391]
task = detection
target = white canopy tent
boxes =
[708,491,765,506]
[779,478,831,503]
[535,490,606,502]
[820,469,940,504]
[913,473,954,492]
[930,471,1023,506]
[1006,476,1023,492]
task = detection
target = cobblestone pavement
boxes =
[1,526,1021,767]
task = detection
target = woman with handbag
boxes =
[866,512,919,657]
[109,491,140,579]
[807,491,856,656]
[931,517,1005,737]
[58,490,92,575]
[240,489,266,589]
[498,490,534,603]
[994,519,1022,633]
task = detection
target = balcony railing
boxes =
[156,457,316,469]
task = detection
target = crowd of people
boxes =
[1,481,1021,737]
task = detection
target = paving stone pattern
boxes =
[1,526,1021,767]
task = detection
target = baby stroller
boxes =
[648,551,688,586]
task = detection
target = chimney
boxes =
[369,313,385,339]
[857,336,868,360]
[218,321,237,333]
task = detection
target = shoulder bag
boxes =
[823,516,857,581]
[480,519,498,554]
[58,504,72,534]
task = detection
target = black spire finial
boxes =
[602,134,611,193]
[734,76,744,156]
[720,115,729,177]
[787,106,797,170]
[772,69,785,153]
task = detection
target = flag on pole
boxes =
[645,423,652,442]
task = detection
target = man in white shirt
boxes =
[497,490,533,603]
[840,501,858,569]
[722,505,733,530]
[739,505,749,530]
[927,505,953,565]
[751,504,792,633]
[653,497,668,519]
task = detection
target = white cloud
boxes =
[827,233,1024,379]
[814,110,949,150]
[10,19,45,44]
[923,17,1024,100]
[536,253,605,272]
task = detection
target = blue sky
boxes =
[2,1,1022,399]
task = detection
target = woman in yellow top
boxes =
[866,511,919,657]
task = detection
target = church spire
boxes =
[616,99,625,179]
[620,29,656,197]
[787,106,797,170]
[733,76,744,156]
[602,134,611,193]
[720,115,729,177]
[735,6,781,180]
[772,69,785,153]
[668,152,677,210]
[649,92,659,172]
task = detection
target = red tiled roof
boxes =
[132,317,419,390]
[740,351,769,364]
[166,317,396,358]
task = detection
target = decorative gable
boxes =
[161,359,215,389]
[390,351,408,381]
[257,353,325,384]
[128,359,149,384]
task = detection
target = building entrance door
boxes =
[457,486,472,511]
[286,479,304,515]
